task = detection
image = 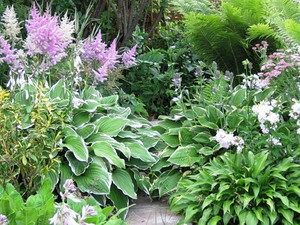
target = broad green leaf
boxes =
[198,146,216,156]
[223,200,234,214]
[208,215,222,225]
[254,87,275,102]
[226,110,244,130]
[156,170,182,197]
[193,132,211,144]
[98,95,118,106]
[168,145,200,167]
[246,211,258,225]
[179,128,194,146]
[192,106,207,117]
[198,117,218,130]
[157,119,182,129]
[76,124,96,139]
[108,185,129,220]
[82,99,101,112]
[266,198,275,212]
[278,208,294,224]
[49,79,67,100]
[92,142,125,168]
[125,141,156,163]
[207,105,224,124]
[253,151,269,178]
[160,134,180,147]
[63,135,89,162]
[74,161,112,195]
[202,194,215,210]
[198,207,212,224]
[231,88,246,107]
[112,169,137,199]
[94,116,128,136]
[273,192,289,207]
[253,207,263,222]
[65,151,91,176]
[185,205,198,222]
[15,207,38,225]
[240,194,254,209]
[73,111,90,127]
[63,125,77,136]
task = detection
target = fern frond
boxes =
[246,23,277,41]
[170,0,214,15]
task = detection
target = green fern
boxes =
[170,0,215,15]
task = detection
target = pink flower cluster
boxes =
[81,31,137,82]
[25,5,70,65]
[253,42,297,86]
[0,36,17,66]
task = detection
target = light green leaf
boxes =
[231,88,246,107]
[63,135,89,162]
[168,145,200,167]
[76,124,96,139]
[15,207,38,225]
[246,211,258,225]
[253,151,269,178]
[198,117,218,130]
[82,99,101,112]
[202,194,215,210]
[92,142,125,168]
[98,95,118,106]
[198,207,212,224]
[207,105,224,123]
[193,132,211,144]
[160,134,180,147]
[208,215,222,225]
[223,200,234,214]
[65,151,91,176]
[112,169,137,199]
[94,116,128,136]
[124,141,156,163]
[273,192,289,207]
[278,208,294,224]
[74,161,111,195]
[73,111,90,127]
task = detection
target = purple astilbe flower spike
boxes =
[105,38,119,69]
[82,31,107,62]
[122,44,137,67]
[0,36,18,67]
[25,4,69,65]
[92,61,110,82]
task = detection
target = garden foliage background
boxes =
[0,0,299,224]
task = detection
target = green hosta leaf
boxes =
[94,116,128,136]
[253,87,275,102]
[92,142,125,168]
[112,169,137,199]
[74,161,112,195]
[63,125,78,136]
[73,111,90,127]
[207,105,224,124]
[49,79,67,100]
[63,135,89,162]
[15,207,38,225]
[157,119,182,129]
[252,151,269,178]
[266,198,275,212]
[231,88,246,107]
[193,132,211,144]
[98,95,118,106]
[278,208,294,224]
[156,170,182,197]
[168,145,200,167]
[76,124,97,139]
[125,141,156,163]
[82,99,101,112]
[65,151,91,176]
[198,207,212,224]
[208,215,222,225]
[160,134,180,147]
[240,194,254,209]
[179,127,194,146]
[273,192,289,207]
[198,117,218,130]
[198,146,216,156]
[253,207,263,222]
[108,185,129,220]
[185,205,198,222]
[223,200,234,214]
[4,184,24,212]
[192,106,207,117]
[246,211,258,225]
[226,110,244,130]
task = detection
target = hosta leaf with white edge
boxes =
[74,161,111,195]
[63,135,89,162]
[124,141,156,163]
[65,151,91,176]
[94,116,128,136]
[112,169,137,199]
[92,142,125,168]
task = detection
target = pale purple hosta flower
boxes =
[49,204,79,225]
[122,44,137,67]
[25,5,69,65]
[0,214,8,225]
[1,5,21,39]
[78,206,97,225]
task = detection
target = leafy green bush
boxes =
[170,151,300,224]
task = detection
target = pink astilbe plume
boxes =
[0,36,18,67]
[25,5,70,65]
[122,44,137,67]
[105,38,118,69]
[92,61,110,82]
[82,31,107,63]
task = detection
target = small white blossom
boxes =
[214,129,244,153]
[1,6,21,39]
[268,136,282,146]
[290,100,300,119]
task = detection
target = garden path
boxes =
[125,193,184,225]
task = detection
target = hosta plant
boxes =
[170,151,300,224]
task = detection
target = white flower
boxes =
[266,112,280,125]
[1,6,21,39]
[214,129,235,149]
[290,100,300,119]
[72,96,83,109]
[60,12,75,43]
[268,136,282,146]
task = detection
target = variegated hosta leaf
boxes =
[65,151,92,176]
[92,142,125,168]
[76,123,97,139]
[94,116,128,137]
[124,141,157,163]
[62,135,89,162]
[74,160,112,195]
[112,168,137,199]
[73,111,90,127]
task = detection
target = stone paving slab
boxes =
[125,194,184,225]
